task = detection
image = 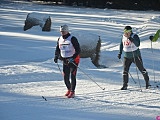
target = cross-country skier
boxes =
[149,29,160,42]
[118,26,150,90]
[54,24,81,98]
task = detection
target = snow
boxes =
[0,0,160,120]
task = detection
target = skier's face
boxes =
[60,31,68,35]
[124,31,131,38]
[124,29,132,38]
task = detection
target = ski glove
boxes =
[149,36,153,41]
[54,56,58,63]
[128,37,134,42]
[67,58,74,63]
[117,53,121,59]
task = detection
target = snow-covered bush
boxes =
[72,31,102,68]
[23,12,51,31]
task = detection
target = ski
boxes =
[41,95,77,101]
[42,96,47,101]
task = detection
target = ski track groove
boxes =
[38,85,160,111]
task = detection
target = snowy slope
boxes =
[0,1,160,120]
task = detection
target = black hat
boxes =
[124,26,132,33]
[124,26,132,30]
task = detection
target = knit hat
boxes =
[60,24,69,32]
[124,26,132,33]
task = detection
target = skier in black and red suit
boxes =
[54,24,81,98]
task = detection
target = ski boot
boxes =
[121,84,128,90]
[67,91,75,98]
[65,90,71,96]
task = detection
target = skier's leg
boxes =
[70,63,78,92]
[63,64,71,90]
[121,57,132,90]
[134,56,150,88]
[66,63,78,98]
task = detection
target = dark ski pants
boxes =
[123,56,149,86]
[63,62,78,92]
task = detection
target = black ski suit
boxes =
[54,33,81,92]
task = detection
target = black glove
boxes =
[128,37,134,42]
[149,36,153,41]
[117,53,121,59]
[54,56,58,63]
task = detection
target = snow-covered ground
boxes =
[0,1,160,120]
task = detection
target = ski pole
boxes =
[71,62,105,90]
[57,62,63,76]
[120,59,136,84]
[150,40,156,83]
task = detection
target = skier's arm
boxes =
[54,38,60,59]
[129,34,140,47]
[119,38,123,54]
[71,36,81,59]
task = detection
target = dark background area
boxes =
[31,0,160,11]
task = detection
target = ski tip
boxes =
[42,96,47,101]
